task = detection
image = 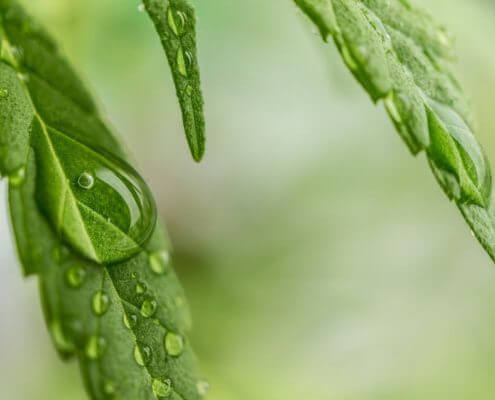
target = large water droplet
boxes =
[149,250,170,275]
[34,126,157,264]
[196,380,210,396]
[164,332,184,357]
[152,378,172,398]
[85,335,106,360]
[9,166,26,187]
[92,291,110,316]
[65,266,86,288]
[141,299,157,318]
[167,7,186,36]
[134,345,152,366]
[176,47,188,77]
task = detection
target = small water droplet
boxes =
[103,380,116,396]
[185,85,193,96]
[176,47,188,77]
[50,320,75,353]
[141,299,158,318]
[196,380,210,396]
[385,91,402,125]
[134,345,152,366]
[124,313,137,329]
[341,45,358,71]
[136,280,147,294]
[66,266,87,288]
[149,250,170,275]
[85,335,106,360]
[164,332,184,357]
[77,171,95,190]
[167,7,186,36]
[152,378,172,398]
[9,166,26,187]
[137,3,145,12]
[92,291,110,316]
[0,88,8,98]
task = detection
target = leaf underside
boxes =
[295,0,495,262]
[0,1,203,399]
[144,0,206,162]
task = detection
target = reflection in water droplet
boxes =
[196,380,210,396]
[0,88,8,98]
[66,266,86,288]
[164,332,184,357]
[124,313,137,329]
[92,291,110,316]
[152,378,172,398]
[167,7,186,36]
[149,251,170,275]
[9,166,26,187]
[134,345,152,366]
[85,335,106,360]
[141,299,158,318]
[78,171,95,190]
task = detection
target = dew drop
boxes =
[77,171,95,190]
[152,378,172,398]
[85,335,106,360]
[164,332,184,357]
[384,92,402,125]
[134,345,152,366]
[141,299,158,318]
[149,250,170,275]
[167,7,186,36]
[341,45,358,71]
[0,88,8,98]
[9,166,26,187]
[176,47,188,77]
[66,266,86,288]
[50,320,75,353]
[92,291,110,316]
[196,380,210,396]
[124,313,137,329]
[103,380,116,396]
[136,280,147,294]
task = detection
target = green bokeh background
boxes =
[2,0,495,398]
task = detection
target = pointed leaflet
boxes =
[143,0,206,162]
[295,0,495,261]
[1,1,204,399]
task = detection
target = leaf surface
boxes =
[295,0,495,261]
[0,1,204,399]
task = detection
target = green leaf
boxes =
[295,0,495,261]
[143,0,206,162]
[1,1,205,399]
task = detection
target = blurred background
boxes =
[2,0,495,398]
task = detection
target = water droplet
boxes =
[167,7,186,36]
[77,171,95,190]
[65,266,86,288]
[0,88,8,98]
[50,320,75,353]
[384,91,402,125]
[134,345,152,366]
[141,299,157,318]
[152,378,172,398]
[137,3,145,12]
[124,313,137,329]
[9,166,26,187]
[92,291,110,316]
[176,47,188,77]
[136,280,147,294]
[149,250,170,275]
[85,335,106,360]
[196,380,210,396]
[103,380,116,396]
[185,85,193,96]
[36,135,157,264]
[164,332,184,357]
[341,45,358,71]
